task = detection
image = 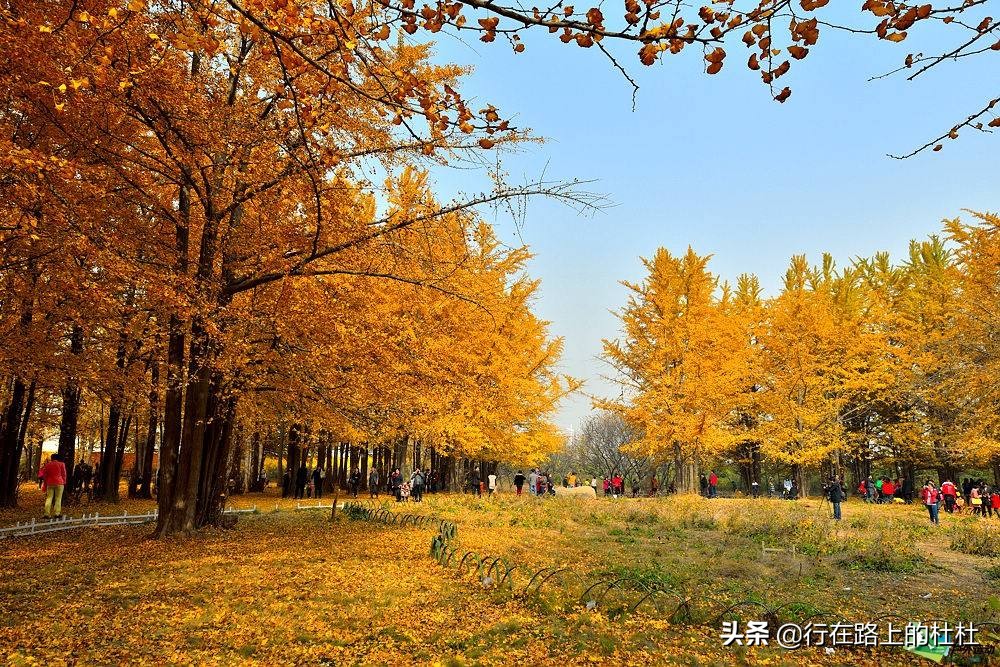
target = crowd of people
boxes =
[818,473,1000,525]
[276,464,442,503]
[26,450,1000,530]
[510,469,554,496]
[915,477,1000,524]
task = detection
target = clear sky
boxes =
[423,14,998,432]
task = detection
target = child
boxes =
[400,481,411,502]
[970,486,983,516]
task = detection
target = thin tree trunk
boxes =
[57,324,84,483]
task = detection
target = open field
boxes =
[2,488,998,665]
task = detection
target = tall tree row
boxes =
[603,217,1000,492]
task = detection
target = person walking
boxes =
[38,454,67,520]
[921,479,940,525]
[295,462,308,499]
[708,471,719,499]
[391,468,402,502]
[940,478,957,513]
[528,469,538,497]
[410,468,425,502]
[513,470,526,496]
[487,471,497,496]
[349,468,361,498]
[825,475,845,520]
[970,484,983,516]
[368,468,379,498]
[699,474,709,497]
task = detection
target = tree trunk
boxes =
[154,314,186,536]
[249,431,261,491]
[194,391,236,527]
[110,410,132,498]
[98,398,123,501]
[138,360,159,499]
[792,463,805,498]
[57,324,84,483]
[286,423,301,486]
[360,443,368,489]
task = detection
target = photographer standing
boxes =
[825,475,845,521]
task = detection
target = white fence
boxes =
[0,506,258,540]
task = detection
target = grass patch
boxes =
[950,519,1000,557]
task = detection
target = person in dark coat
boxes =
[513,470,526,496]
[312,466,323,499]
[410,468,425,502]
[295,463,308,499]
[391,468,402,501]
[349,468,362,498]
[825,475,845,520]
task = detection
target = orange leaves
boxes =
[705,47,725,74]
[790,17,820,45]
[624,0,641,25]
[478,16,498,41]
[638,43,658,66]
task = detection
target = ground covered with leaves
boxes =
[1,489,997,665]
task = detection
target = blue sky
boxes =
[424,14,998,432]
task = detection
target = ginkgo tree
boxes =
[601,248,753,492]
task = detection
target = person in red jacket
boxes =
[708,471,719,498]
[920,480,940,525]
[940,479,957,513]
[991,489,1000,519]
[880,478,895,504]
[38,453,67,519]
[611,474,623,497]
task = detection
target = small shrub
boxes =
[624,509,661,525]
[950,520,1000,557]
[603,563,681,591]
[841,535,925,573]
